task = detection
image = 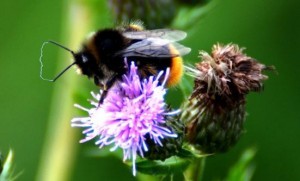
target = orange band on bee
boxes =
[167,45,184,87]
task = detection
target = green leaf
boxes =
[225,148,256,181]
[134,156,191,176]
[172,0,220,30]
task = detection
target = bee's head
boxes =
[73,51,99,78]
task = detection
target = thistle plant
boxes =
[35,0,274,180]
[70,45,272,179]
[182,44,273,153]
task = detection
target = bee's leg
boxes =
[99,90,108,105]
[98,74,118,106]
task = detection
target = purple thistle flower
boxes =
[71,62,179,176]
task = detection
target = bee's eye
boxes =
[82,55,88,63]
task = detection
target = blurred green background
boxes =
[0,0,299,180]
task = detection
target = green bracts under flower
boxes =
[142,115,184,161]
[181,95,246,153]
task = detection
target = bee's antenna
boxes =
[51,62,77,82]
[47,40,75,55]
[39,40,76,82]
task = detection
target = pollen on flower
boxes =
[71,62,179,176]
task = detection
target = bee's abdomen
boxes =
[167,45,183,87]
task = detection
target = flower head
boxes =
[182,43,273,153]
[72,62,178,176]
[190,43,271,98]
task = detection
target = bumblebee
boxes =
[42,23,190,101]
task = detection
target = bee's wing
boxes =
[116,38,191,58]
[122,29,187,42]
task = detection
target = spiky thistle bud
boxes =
[142,114,184,161]
[181,43,273,153]
[108,0,176,29]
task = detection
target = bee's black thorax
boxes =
[94,29,127,56]
[95,29,131,78]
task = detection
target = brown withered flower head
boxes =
[181,43,273,153]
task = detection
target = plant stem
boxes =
[183,157,206,181]
[35,1,101,180]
